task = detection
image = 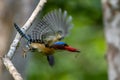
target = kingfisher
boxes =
[14,9,80,66]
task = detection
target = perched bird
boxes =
[14,9,80,66]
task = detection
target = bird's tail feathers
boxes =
[14,23,30,41]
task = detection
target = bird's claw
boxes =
[22,48,29,58]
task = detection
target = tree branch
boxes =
[2,57,23,80]
[7,0,47,59]
[1,0,47,80]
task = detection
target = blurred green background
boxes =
[26,0,107,80]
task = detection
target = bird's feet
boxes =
[22,48,29,58]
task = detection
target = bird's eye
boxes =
[64,44,68,46]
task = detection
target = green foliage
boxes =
[26,0,107,80]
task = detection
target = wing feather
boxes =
[30,9,73,45]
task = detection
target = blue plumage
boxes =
[54,41,66,45]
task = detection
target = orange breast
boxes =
[30,43,55,55]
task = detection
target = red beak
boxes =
[65,46,80,52]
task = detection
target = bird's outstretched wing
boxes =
[30,9,73,46]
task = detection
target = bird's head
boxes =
[52,41,80,52]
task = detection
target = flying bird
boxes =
[14,9,80,66]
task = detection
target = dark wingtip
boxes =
[47,55,55,67]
